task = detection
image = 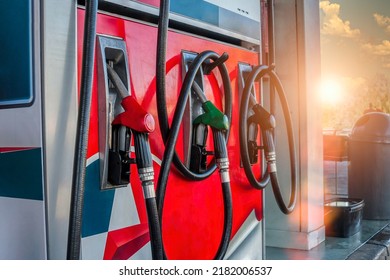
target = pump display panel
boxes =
[96,0,261,45]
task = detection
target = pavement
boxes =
[346,224,390,260]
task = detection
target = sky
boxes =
[319,0,390,108]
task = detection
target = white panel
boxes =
[0,197,46,259]
[225,211,263,260]
[81,232,108,260]
[129,242,152,260]
[109,184,140,231]
[204,0,260,22]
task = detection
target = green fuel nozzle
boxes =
[193,101,229,131]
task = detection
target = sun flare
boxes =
[319,79,343,105]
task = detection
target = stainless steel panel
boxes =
[96,35,130,190]
[42,0,78,260]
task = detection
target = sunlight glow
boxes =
[319,79,343,105]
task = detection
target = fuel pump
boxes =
[153,0,233,260]
[238,0,297,215]
[95,30,164,259]
[72,0,265,260]
[105,64,163,260]
[239,64,297,214]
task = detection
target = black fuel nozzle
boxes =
[247,122,260,164]
[108,125,134,186]
[250,103,277,174]
[189,123,210,173]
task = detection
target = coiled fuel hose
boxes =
[155,52,233,259]
[155,0,233,260]
[156,1,232,180]
[239,64,297,214]
[106,65,163,260]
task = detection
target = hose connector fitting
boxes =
[265,144,277,174]
[138,167,154,183]
[217,158,230,184]
[139,167,155,199]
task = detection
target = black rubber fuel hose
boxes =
[156,0,170,142]
[155,0,233,260]
[155,51,233,259]
[212,129,232,260]
[133,132,164,260]
[67,0,98,260]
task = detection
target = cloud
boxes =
[361,13,390,67]
[361,40,390,70]
[362,40,390,56]
[320,1,360,39]
[379,57,390,69]
[373,13,390,33]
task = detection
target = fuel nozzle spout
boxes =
[250,103,277,174]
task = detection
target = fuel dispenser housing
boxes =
[76,2,264,259]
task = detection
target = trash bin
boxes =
[324,198,364,237]
[348,112,390,220]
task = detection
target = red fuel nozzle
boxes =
[112,96,155,133]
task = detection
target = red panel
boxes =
[0,147,33,153]
[104,223,150,260]
[136,0,159,7]
[78,9,263,260]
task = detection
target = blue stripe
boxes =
[171,0,219,26]
[82,159,115,237]
[170,0,260,40]
[0,148,43,200]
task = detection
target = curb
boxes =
[346,224,390,260]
